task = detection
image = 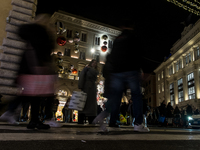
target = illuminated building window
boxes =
[170,83,174,106]
[66,29,72,38]
[108,40,113,48]
[178,78,184,102]
[186,53,191,65]
[158,74,160,81]
[81,33,87,42]
[169,65,173,75]
[197,47,200,58]
[79,51,85,60]
[95,37,100,45]
[187,72,195,100]
[64,48,71,56]
[158,85,160,93]
[162,82,164,92]
[93,52,100,63]
[161,71,164,78]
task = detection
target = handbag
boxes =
[17,74,57,96]
[68,91,87,111]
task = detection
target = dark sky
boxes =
[36,0,200,73]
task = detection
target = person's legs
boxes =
[127,71,149,132]
[0,96,24,124]
[27,97,50,129]
[105,73,124,126]
[127,72,143,125]
[93,73,124,131]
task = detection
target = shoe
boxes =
[133,124,150,132]
[45,119,62,128]
[27,121,50,129]
[0,111,19,125]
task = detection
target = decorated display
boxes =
[73,31,80,42]
[57,36,66,46]
[101,46,108,52]
[68,38,74,43]
[72,68,78,74]
[74,48,79,53]
[57,52,63,56]
[101,35,108,52]
[102,35,108,40]
[55,21,66,35]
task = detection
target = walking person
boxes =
[93,19,149,132]
[78,59,99,124]
[0,14,56,129]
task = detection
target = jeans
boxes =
[105,71,143,125]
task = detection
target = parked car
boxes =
[188,114,200,128]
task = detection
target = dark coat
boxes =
[78,67,98,116]
[18,23,55,75]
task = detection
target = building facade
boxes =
[142,73,156,108]
[50,11,121,121]
[154,19,200,110]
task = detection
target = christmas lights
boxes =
[167,0,200,15]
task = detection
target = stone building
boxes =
[154,19,200,110]
[50,11,121,120]
[0,0,37,105]
[142,73,156,108]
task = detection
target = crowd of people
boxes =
[146,101,199,128]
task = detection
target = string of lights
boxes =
[167,0,200,15]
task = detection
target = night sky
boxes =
[36,0,200,73]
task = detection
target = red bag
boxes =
[17,74,57,96]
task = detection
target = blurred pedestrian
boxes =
[93,19,149,132]
[78,59,99,124]
[0,14,56,129]
[43,97,62,127]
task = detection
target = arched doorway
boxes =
[54,85,71,122]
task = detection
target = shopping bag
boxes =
[119,114,127,124]
[68,91,87,111]
[17,74,57,96]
